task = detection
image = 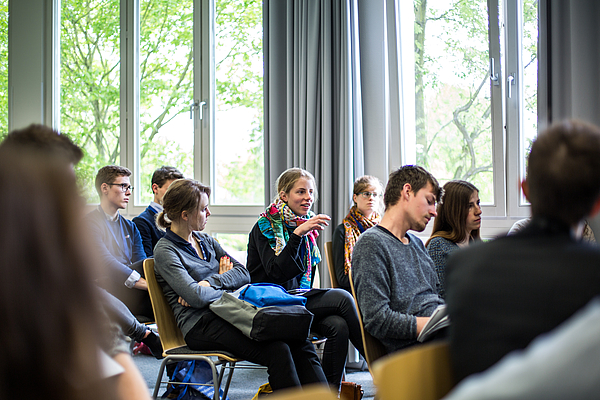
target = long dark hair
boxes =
[426,180,481,245]
[0,148,109,399]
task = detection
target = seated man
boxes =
[133,166,183,257]
[352,165,444,353]
[86,165,152,320]
[446,120,600,382]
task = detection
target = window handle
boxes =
[490,58,499,86]
[189,101,207,119]
[507,73,515,98]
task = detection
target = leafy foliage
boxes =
[0,0,7,140]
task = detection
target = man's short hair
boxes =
[1,124,83,165]
[95,165,132,196]
[151,166,184,190]
[527,119,600,225]
[383,165,441,210]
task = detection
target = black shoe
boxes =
[142,330,164,359]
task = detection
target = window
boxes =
[58,0,264,230]
[0,0,8,140]
[413,0,538,227]
[60,0,120,201]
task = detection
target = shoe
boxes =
[141,329,164,359]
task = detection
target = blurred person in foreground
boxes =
[446,119,600,382]
[0,125,150,399]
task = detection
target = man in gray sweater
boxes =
[352,165,445,353]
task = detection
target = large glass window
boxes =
[0,0,8,140]
[414,0,538,215]
[138,0,194,205]
[60,0,121,200]
[213,0,263,205]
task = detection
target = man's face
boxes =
[154,179,176,204]
[103,175,131,210]
[405,182,438,232]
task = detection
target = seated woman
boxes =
[153,179,327,391]
[246,168,365,389]
[426,180,482,298]
[332,175,383,292]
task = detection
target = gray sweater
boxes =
[352,225,444,352]
[153,230,250,337]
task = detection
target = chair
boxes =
[266,385,338,400]
[348,268,388,376]
[371,341,455,400]
[143,258,259,400]
[324,241,340,289]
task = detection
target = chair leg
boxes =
[152,358,172,399]
[221,361,237,400]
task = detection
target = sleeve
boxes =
[426,237,447,298]
[352,234,417,340]
[247,223,306,284]
[153,244,223,309]
[332,223,350,290]
[87,215,136,285]
[133,215,154,257]
[130,224,147,263]
[203,236,250,290]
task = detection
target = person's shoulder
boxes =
[132,206,152,223]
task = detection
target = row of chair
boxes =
[144,255,456,400]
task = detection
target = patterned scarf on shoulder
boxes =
[343,206,381,274]
[257,199,321,289]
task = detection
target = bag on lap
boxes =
[209,283,313,342]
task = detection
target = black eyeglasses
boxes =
[359,192,380,199]
[107,183,134,192]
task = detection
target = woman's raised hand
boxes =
[219,256,233,274]
[293,214,331,237]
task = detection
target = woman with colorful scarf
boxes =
[246,168,365,390]
[332,176,383,292]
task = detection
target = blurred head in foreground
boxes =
[0,125,109,399]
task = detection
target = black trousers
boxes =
[185,312,327,391]
[105,259,154,322]
[303,288,365,388]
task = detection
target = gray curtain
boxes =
[538,0,600,129]
[263,0,362,259]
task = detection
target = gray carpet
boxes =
[133,353,376,399]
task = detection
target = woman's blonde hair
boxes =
[352,175,383,206]
[274,167,318,202]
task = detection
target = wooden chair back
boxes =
[143,258,186,353]
[348,268,388,376]
[324,241,339,288]
[371,341,455,400]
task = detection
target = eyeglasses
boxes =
[358,192,380,199]
[107,183,134,192]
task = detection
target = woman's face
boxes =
[465,190,482,233]
[186,192,211,231]
[280,177,315,216]
[353,184,380,217]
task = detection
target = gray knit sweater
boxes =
[352,225,444,352]
[153,230,250,337]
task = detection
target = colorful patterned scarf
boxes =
[343,206,381,274]
[257,199,321,289]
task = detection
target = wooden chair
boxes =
[348,268,388,377]
[143,258,260,400]
[371,341,455,400]
[324,241,339,288]
[266,385,338,400]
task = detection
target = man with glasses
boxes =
[86,165,153,321]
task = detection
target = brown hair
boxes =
[383,165,441,211]
[157,179,211,230]
[527,120,600,225]
[352,175,383,205]
[0,148,109,399]
[94,165,132,197]
[2,124,84,165]
[426,180,481,245]
[275,167,318,202]
[151,166,184,190]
